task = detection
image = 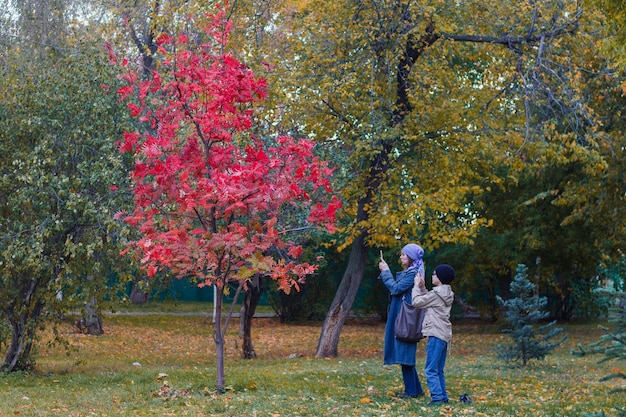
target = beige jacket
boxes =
[411,285,454,343]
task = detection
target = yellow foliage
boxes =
[220,0,624,256]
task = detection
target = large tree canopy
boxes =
[0,0,134,371]
[1,0,622,369]
[224,0,624,353]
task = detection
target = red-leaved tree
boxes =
[109,10,340,392]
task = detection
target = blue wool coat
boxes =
[380,267,418,366]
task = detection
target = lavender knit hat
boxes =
[402,243,424,271]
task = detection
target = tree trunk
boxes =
[76,295,104,335]
[239,274,263,359]
[214,283,226,392]
[3,318,28,373]
[130,277,150,304]
[2,299,43,373]
[212,280,244,392]
[316,231,369,357]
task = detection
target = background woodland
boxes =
[1,0,625,375]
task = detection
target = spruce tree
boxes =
[496,264,568,366]
[572,289,625,417]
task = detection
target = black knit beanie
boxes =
[435,264,456,285]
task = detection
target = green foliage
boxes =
[600,258,626,292]
[234,0,619,256]
[266,243,392,322]
[0,0,135,372]
[573,289,626,416]
[353,250,390,319]
[266,234,345,322]
[497,265,568,366]
[436,119,624,319]
[0,319,9,350]
[584,0,626,69]
[573,289,626,370]
[569,279,613,320]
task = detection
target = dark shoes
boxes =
[398,392,425,399]
[427,399,449,406]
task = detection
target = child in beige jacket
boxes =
[412,264,455,405]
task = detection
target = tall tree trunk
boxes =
[212,280,244,392]
[214,283,225,392]
[239,274,263,359]
[316,21,438,358]
[316,231,369,357]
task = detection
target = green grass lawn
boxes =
[0,313,623,416]
[111,300,277,315]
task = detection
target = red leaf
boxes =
[156,32,172,46]
[287,246,303,259]
[127,103,141,117]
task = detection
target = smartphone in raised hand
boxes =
[380,250,384,261]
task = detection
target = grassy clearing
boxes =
[0,314,622,416]
[111,300,276,315]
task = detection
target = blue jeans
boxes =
[401,365,424,396]
[425,336,448,401]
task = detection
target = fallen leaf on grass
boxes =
[439,405,453,417]
[153,381,191,400]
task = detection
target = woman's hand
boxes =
[379,260,389,272]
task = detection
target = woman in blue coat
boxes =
[378,243,426,398]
